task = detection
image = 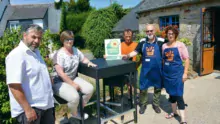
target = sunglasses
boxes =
[64,38,74,42]
[146,30,153,33]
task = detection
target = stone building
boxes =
[112,1,144,41]
[136,0,220,75]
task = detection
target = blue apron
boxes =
[163,47,184,96]
[139,42,162,90]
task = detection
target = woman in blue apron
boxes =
[163,26,189,124]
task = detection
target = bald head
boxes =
[146,24,156,32]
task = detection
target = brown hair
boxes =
[60,30,74,44]
[165,26,179,39]
[123,29,133,36]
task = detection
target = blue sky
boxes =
[10,0,141,8]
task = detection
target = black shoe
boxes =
[139,105,146,114]
[152,104,161,113]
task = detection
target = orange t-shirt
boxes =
[121,42,138,61]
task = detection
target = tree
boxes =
[81,3,126,58]
[60,4,67,33]
[68,0,76,12]
[54,0,63,9]
[76,0,91,13]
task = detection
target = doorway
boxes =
[201,7,220,75]
[214,7,220,71]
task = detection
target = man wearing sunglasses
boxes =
[123,24,166,114]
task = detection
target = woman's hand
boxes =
[88,62,97,67]
[182,73,188,83]
[71,82,81,91]
[103,55,107,59]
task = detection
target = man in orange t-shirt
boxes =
[121,29,138,62]
[121,29,140,101]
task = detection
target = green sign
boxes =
[105,39,121,60]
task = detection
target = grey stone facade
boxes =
[138,1,220,72]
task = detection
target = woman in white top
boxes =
[52,30,97,119]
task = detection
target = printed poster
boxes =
[104,39,121,60]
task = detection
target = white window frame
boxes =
[33,19,43,29]
[9,21,19,30]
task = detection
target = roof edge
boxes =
[10,3,54,6]
[136,0,201,14]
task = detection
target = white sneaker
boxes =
[71,113,89,120]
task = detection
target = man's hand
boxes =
[122,54,129,60]
[25,107,37,122]
[71,82,81,91]
[8,84,38,122]
[182,73,187,83]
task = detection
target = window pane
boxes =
[172,17,176,22]
[160,15,179,29]
[176,17,179,22]
[166,17,169,23]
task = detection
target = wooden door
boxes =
[201,8,215,75]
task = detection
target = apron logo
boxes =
[165,50,174,61]
[146,46,154,56]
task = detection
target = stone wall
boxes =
[138,1,220,73]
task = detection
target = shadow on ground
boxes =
[58,93,137,124]
[215,76,220,79]
[147,92,181,123]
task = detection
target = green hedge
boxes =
[81,3,126,58]
[0,28,22,124]
[66,12,90,34]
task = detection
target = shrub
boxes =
[66,12,90,34]
[135,32,146,42]
[179,37,192,46]
[81,3,126,58]
[0,27,21,124]
[50,33,62,51]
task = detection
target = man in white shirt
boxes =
[5,24,54,124]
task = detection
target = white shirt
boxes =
[6,41,54,118]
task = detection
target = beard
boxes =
[27,43,39,51]
[28,46,35,51]
[147,35,154,40]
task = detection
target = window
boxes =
[33,19,43,28]
[159,15,179,30]
[9,21,19,30]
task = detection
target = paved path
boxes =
[58,73,220,124]
[135,73,220,124]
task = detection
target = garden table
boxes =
[78,58,138,124]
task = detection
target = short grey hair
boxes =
[24,24,43,34]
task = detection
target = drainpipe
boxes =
[199,8,204,76]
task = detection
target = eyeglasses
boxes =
[146,30,153,33]
[64,38,74,42]
[167,33,174,36]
